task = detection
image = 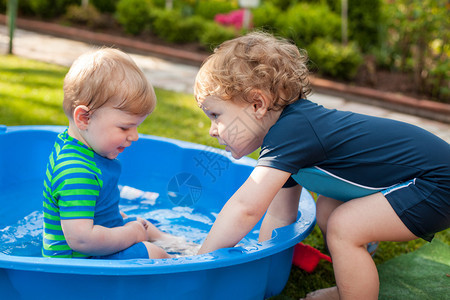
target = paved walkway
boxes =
[1,25,449,142]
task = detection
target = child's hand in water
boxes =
[136,217,149,230]
[126,217,201,256]
[135,217,166,241]
[124,219,148,243]
[153,234,201,257]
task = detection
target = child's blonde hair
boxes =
[194,32,311,110]
[63,48,156,118]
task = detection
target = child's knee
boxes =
[143,242,171,259]
[326,208,356,245]
[326,205,372,251]
[316,195,342,231]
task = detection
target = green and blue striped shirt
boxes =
[42,129,123,258]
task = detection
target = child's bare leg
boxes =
[143,241,172,259]
[321,192,418,299]
[303,286,339,300]
[300,196,343,299]
[316,195,344,245]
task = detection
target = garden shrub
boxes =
[308,38,363,80]
[148,0,166,8]
[194,0,237,20]
[0,0,32,16]
[199,21,237,51]
[91,0,119,13]
[151,9,204,43]
[147,0,190,11]
[178,15,207,42]
[264,0,297,11]
[347,0,382,52]
[65,4,108,29]
[296,0,381,52]
[428,58,450,102]
[276,3,341,48]
[16,0,35,16]
[378,0,449,101]
[116,0,152,35]
[28,0,78,19]
[324,0,340,12]
[149,8,176,40]
[252,2,282,33]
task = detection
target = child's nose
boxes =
[128,128,139,142]
[209,123,218,137]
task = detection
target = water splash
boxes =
[0,196,258,257]
[0,211,43,256]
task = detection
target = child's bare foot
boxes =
[301,286,339,300]
[153,235,200,257]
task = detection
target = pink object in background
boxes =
[214,9,248,30]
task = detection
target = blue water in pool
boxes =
[0,183,259,258]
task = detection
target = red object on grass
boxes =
[292,243,332,273]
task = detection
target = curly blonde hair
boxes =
[63,48,156,119]
[194,31,311,110]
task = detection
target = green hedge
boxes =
[3,0,119,15]
[116,0,153,35]
[90,0,119,13]
[276,3,341,47]
[3,0,372,85]
[28,0,78,18]
[348,0,382,52]
[194,0,237,20]
[116,0,237,47]
[308,38,363,80]
[65,4,109,29]
[264,0,296,11]
[252,2,282,33]
[152,9,205,43]
[199,21,237,51]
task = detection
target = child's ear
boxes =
[251,90,271,119]
[73,105,91,130]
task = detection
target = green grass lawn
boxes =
[0,55,218,148]
[1,54,448,299]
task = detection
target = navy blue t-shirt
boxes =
[257,99,450,197]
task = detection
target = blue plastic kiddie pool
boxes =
[0,125,316,300]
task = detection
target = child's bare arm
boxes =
[61,218,148,256]
[198,166,291,254]
[258,184,302,242]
